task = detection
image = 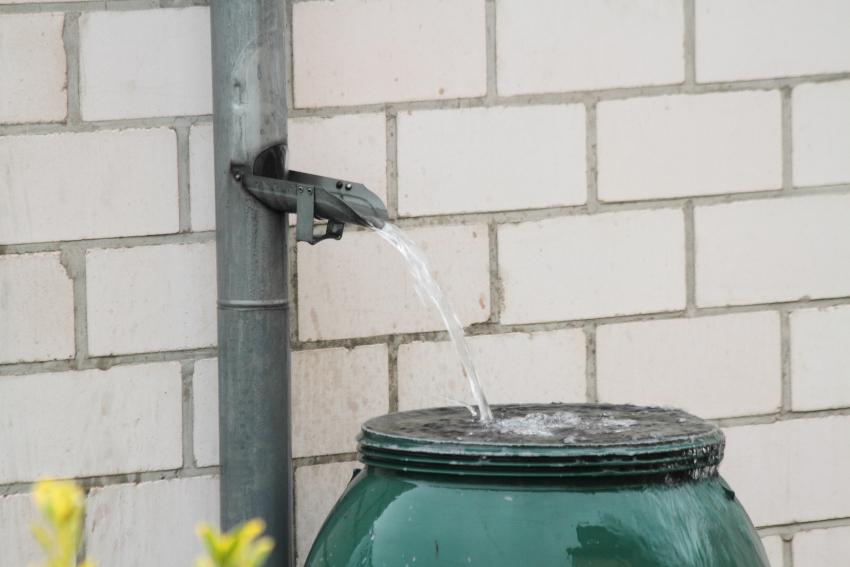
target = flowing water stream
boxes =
[373,223,493,422]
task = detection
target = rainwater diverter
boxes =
[304,404,771,567]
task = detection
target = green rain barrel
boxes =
[304,404,769,567]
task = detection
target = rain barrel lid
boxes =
[358,404,724,479]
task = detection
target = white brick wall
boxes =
[298,225,490,340]
[499,209,685,323]
[0,363,182,483]
[294,462,359,566]
[293,0,486,108]
[0,493,41,566]
[0,13,66,124]
[0,252,74,364]
[292,345,389,458]
[0,129,178,245]
[497,0,683,95]
[723,416,850,526]
[793,526,850,567]
[398,105,586,216]
[790,305,850,411]
[696,194,850,307]
[761,536,784,567]
[695,0,850,82]
[192,357,220,467]
[86,242,217,355]
[398,330,586,410]
[598,91,782,201]
[792,80,850,187]
[86,477,219,567]
[2,0,849,560]
[79,7,212,120]
[597,312,781,419]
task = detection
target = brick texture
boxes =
[398,105,586,216]
[0,129,178,245]
[793,526,850,567]
[192,357,219,467]
[398,330,586,410]
[792,80,850,187]
[722,416,850,526]
[295,462,359,566]
[0,252,74,364]
[790,305,850,411]
[761,536,783,567]
[695,194,850,307]
[86,477,219,567]
[292,345,389,458]
[0,363,182,483]
[499,209,685,323]
[0,493,40,566]
[79,7,211,120]
[298,225,490,340]
[293,0,486,108]
[86,242,217,356]
[598,91,782,201]
[0,13,66,124]
[189,122,216,232]
[597,312,781,419]
[497,0,683,95]
[695,0,850,82]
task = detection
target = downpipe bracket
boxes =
[231,143,388,245]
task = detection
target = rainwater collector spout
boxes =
[210,2,388,566]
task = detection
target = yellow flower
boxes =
[31,479,95,567]
[196,519,275,567]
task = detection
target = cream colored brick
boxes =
[293,0,486,107]
[79,7,212,120]
[499,209,685,324]
[0,493,40,566]
[0,363,182,483]
[295,462,359,566]
[290,113,388,205]
[790,305,850,411]
[86,477,219,567]
[597,313,781,419]
[793,80,850,187]
[722,416,850,526]
[398,330,586,411]
[761,536,783,567]
[695,0,850,82]
[695,194,850,307]
[298,225,489,340]
[497,0,683,96]
[292,345,388,458]
[793,526,850,567]
[192,357,219,467]
[0,129,178,245]
[598,91,782,201]
[189,122,215,232]
[0,252,74,364]
[398,105,586,216]
[86,242,217,356]
[0,13,66,124]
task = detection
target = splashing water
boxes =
[373,223,493,422]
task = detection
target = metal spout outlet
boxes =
[233,143,389,245]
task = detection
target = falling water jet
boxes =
[371,222,493,423]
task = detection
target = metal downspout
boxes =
[210,2,292,566]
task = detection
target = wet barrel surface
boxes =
[305,404,769,567]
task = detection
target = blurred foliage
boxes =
[196,519,274,567]
[31,480,94,567]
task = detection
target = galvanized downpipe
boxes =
[210,1,292,565]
